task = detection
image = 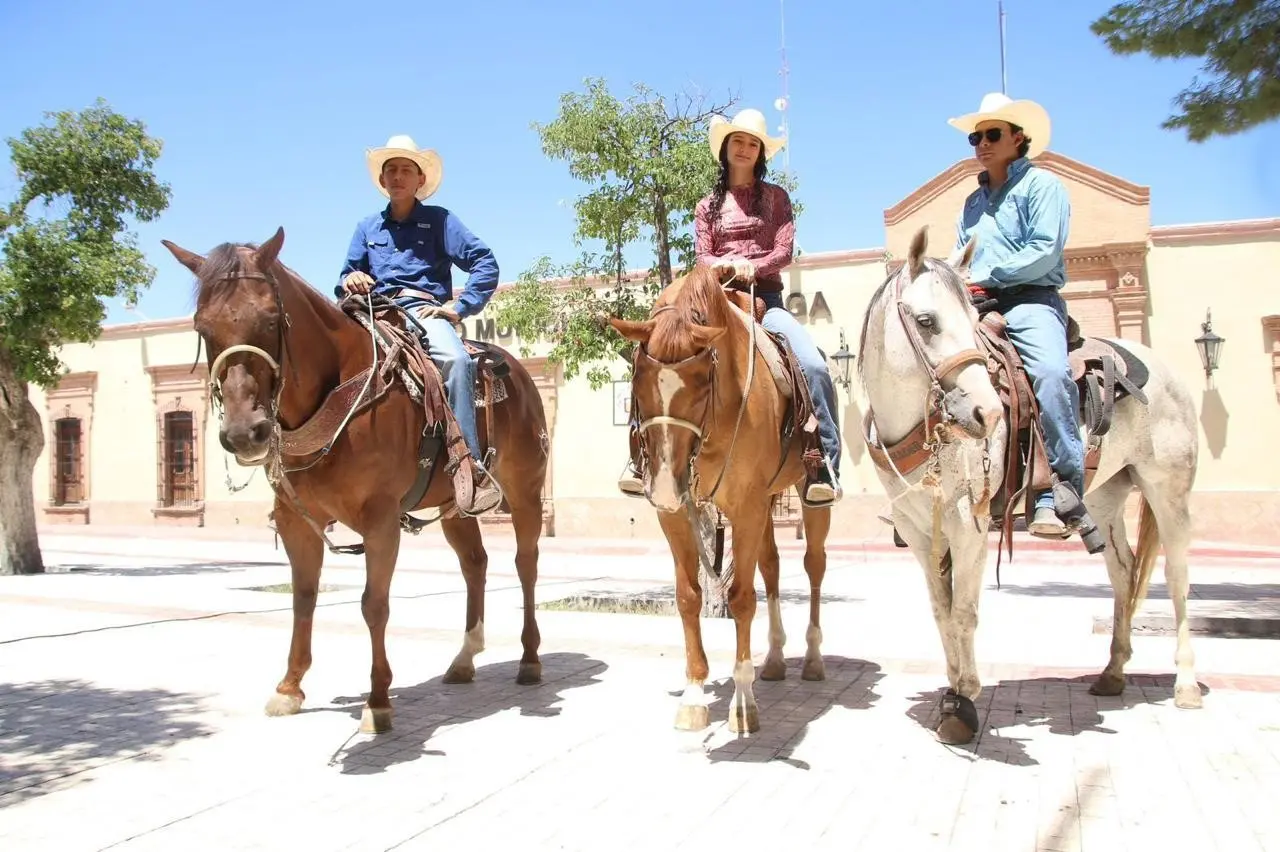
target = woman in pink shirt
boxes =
[617,109,842,507]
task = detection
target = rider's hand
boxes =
[968,284,997,315]
[342,271,374,295]
[414,304,461,326]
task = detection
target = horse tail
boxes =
[1127,496,1161,618]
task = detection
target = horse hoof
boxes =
[936,715,976,745]
[674,704,710,731]
[443,662,476,685]
[1089,672,1126,697]
[759,657,787,682]
[1174,682,1204,710]
[937,689,979,745]
[359,706,394,734]
[801,659,826,682]
[264,692,302,717]
[728,705,760,734]
[516,662,543,685]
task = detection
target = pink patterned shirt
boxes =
[694,181,795,292]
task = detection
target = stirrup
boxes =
[617,460,645,497]
[460,452,504,517]
[799,456,842,508]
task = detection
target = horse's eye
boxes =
[916,313,937,331]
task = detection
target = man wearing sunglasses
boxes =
[946,92,1082,539]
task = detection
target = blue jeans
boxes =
[759,291,841,478]
[397,297,483,462]
[996,286,1084,510]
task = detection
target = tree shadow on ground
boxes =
[0,679,215,807]
[323,652,608,775]
[995,581,1280,601]
[43,560,282,577]
[677,655,884,768]
[904,673,1211,767]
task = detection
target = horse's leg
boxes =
[510,498,544,685]
[758,510,787,682]
[1083,470,1140,697]
[358,499,401,734]
[265,502,324,717]
[894,507,960,690]
[660,509,711,731]
[440,516,488,684]
[726,500,769,734]
[934,518,990,745]
[1132,471,1202,709]
[799,499,832,682]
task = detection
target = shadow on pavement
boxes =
[324,652,609,775]
[685,655,885,768]
[904,673,1212,766]
[0,679,215,807]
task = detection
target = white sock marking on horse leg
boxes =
[764,596,786,667]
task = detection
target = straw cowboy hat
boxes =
[707,108,787,161]
[366,134,443,200]
[947,92,1051,158]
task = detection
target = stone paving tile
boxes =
[3,540,1280,851]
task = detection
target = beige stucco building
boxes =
[30,153,1280,544]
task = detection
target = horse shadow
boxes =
[322,652,608,775]
[905,672,1212,766]
[686,655,885,768]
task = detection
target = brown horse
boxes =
[161,227,549,733]
[611,266,832,734]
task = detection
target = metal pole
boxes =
[998,0,1008,94]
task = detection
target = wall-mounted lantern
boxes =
[1194,308,1225,389]
[830,328,855,392]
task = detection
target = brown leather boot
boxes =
[618,424,644,497]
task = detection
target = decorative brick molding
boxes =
[1263,316,1280,401]
[43,371,97,524]
[146,363,210,526]
[1150,218,1280,247]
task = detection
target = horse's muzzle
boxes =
[220,413,274,464]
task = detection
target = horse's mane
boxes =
[190,242,262,305]
[647,265,734,362]
[856,256,970,382]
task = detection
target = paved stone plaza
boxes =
[2,526,1279,851]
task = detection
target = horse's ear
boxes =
[907,225,929,281]
[690,325,727,348]
[161,239,205,274]
[254,226,286,269]
[610,318,656,343]
[945,236,978,278]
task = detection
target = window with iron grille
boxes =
[52,417,83,505]
[157,410,198,507]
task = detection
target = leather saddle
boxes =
[976,309,1151,538]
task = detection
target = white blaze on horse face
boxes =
[650,367,687,511]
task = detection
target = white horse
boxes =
[858,225,1202,744]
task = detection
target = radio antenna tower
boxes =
[775,0,791,172]
[998,0,1008,93]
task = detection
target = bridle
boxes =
[202,269,292,426]
[632,276,756,506]
[866,259,996,573]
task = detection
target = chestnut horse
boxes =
[162,228,549,733]
[611,265,832,734]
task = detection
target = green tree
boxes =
[0,99,171,575]
[491,77,802,391]
[1091,0,1280,141]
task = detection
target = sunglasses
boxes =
[968,127,1018,146]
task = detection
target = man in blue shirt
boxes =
[338,134,502,515]
[948,93,1084,538]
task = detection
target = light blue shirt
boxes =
[954,157,1071,290]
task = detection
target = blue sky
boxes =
[2,0,1277,325]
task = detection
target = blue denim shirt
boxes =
[954,157,1071,291]
[336,201,499,319]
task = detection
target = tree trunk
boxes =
[0,348,45,576]
[689,502,730,619]
[654,194,673,287]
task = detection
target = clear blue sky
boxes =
[2,0,1277,326]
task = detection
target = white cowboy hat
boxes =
[947,92,1051,158]
[708,108,786,161]
[365,134,443,201]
